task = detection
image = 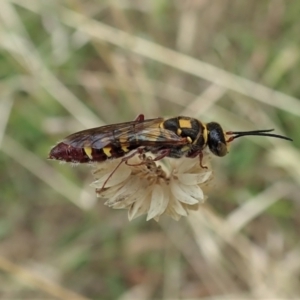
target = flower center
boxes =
[130,154,169,185]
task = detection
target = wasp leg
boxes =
[99,148,172,191]
[134,114,145,122]
[98,149,144,191]
[101,148,172,191]
[198,151,208,169]
[124,148,146,167]
[99,160,124,191]
[125,148,171,168]
[186,150,207,169]
[151,149,171,161]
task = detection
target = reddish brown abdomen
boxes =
[48,142,107,163]
[48,142,138,163]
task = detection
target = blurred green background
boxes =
[0,1,299,299]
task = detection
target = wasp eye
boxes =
[208,140,228,157]
[216,142,228,157]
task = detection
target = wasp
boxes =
[49,114,292,187]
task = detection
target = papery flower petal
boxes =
[147,184,169,221]
[104,177,144,207]
[182,202,200,211]
[179,183,204,201]
[91,164,131,188]
[165,208,181,221]
[92,161,119,177]
[177,171,212,186]
[170,180,199,205]
[95,181,125,198]
[166,197,188,219]
[92,152,213,221]
[176,158,198,173]
[109,180,151,209]
[128,194,151,221]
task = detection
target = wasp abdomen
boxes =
[49,142,141,163]
[48,142,93,163]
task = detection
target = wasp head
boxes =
[206,122,228,157]
[206,122,293,157]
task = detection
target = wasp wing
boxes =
[62,118,165,149]
[123,128,186,146]
[62,117,187,149]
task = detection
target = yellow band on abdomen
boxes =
[84,147,93,159]
[103,147,112,157]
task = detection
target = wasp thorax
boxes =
[206,122,228,157]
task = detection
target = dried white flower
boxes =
[91,153,213,221]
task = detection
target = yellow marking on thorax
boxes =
[159,122,165,129]
[181,145,191,153]
[177,128,182,135]
[202,125,208,146]
[84,147,93,159]
[103,147,112,157]
[187,136,192,143]
[179,118,192,128]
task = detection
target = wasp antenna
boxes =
[229,129,275,135]
[226,129,293,142]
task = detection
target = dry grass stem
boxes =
[0,256,90,300]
